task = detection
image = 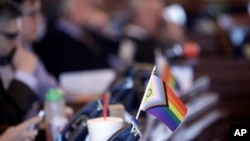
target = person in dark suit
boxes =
[0,2,39,135]
[33,0,118,79]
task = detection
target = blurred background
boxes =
[37,0,250,140]
[1,0,250,140]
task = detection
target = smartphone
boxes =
[28,110,45,131]
[38,110,45,118]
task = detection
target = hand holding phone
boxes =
[28,110,45,131]
[0,116,43,141]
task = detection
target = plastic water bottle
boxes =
[44,88,67,141]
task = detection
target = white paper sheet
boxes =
[59,69,116,94]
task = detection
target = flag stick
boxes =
[103,93,109,120]
[135,66,156,119]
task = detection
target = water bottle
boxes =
[44,88,68,141]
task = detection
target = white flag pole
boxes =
[135,66,156,120]
[131,66,156,134]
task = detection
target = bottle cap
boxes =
[45,88,63,102]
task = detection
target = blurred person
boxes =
[33,0,114,79]
[12,0,102,103]
[0,116,42,141]
[11,0,57,101]
[118,0,189,72]
[118,0,165,71]
[0,2,39,132]
[160,3,187,48]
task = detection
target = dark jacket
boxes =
[33,20,118,79]
[121,25,159,64]
[0,77,37,134]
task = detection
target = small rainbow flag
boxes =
[162,64,181,91]
[155,49,180,91]
[139,74,188,131]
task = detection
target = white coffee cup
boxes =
[87,117,123,141]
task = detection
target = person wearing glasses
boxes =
[0,2,41,139]
[11,0,103,104]
[11,0,57,102]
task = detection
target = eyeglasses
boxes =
[0,30,19,40]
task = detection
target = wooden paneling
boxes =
[191,56,250,140]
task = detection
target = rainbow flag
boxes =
[140,74,188,131]
[155,50,180,91]
[162,64,181,91]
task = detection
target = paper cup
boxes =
[87,117,123,141]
